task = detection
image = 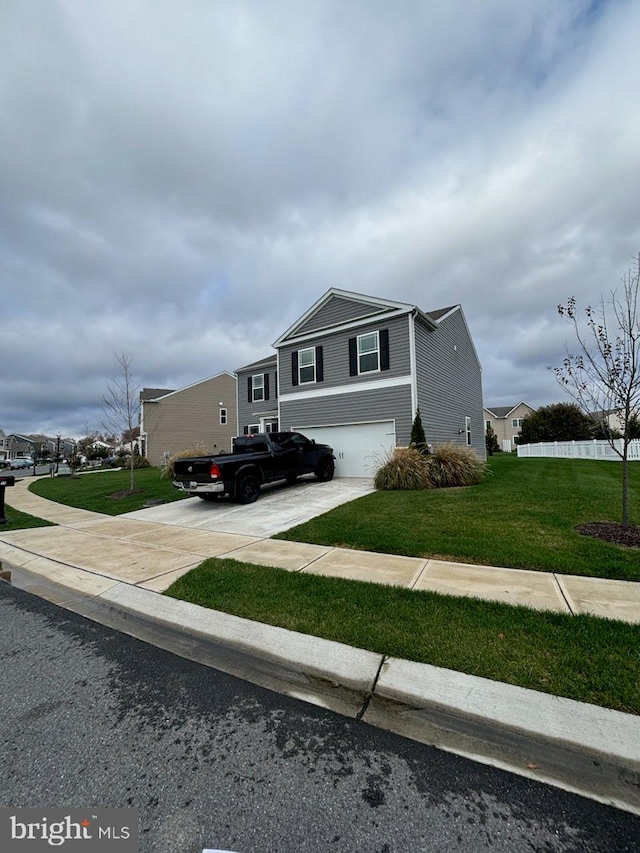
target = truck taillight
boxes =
[209,463,222,479]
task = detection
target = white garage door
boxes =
[294,421,396,477]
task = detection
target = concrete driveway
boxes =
[123,476,375,537]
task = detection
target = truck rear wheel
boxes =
[315,457,335,482]
[236,474,260,504]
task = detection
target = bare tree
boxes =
[102,352,140,492]
[554,254,640,527]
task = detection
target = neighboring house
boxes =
[85,439,114,456]
[237,289,485,477]
[591,407,639,434]
[27,433,60,460]
[140,372,238,466]
[235,355,279,436]
[5,433,36,461]
[0,432,77,463]
[483,402,536,452]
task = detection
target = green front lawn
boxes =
[276,454,640,581]
[0,505,54,531]
[165,558,640,714]
[12,453,639,712]
[30,468,189,515]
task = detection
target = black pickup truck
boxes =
[172,431,335,504]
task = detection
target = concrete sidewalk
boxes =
[1,474,639,622]
[1,475,640,816]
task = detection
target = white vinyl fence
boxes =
[517,439,640,461]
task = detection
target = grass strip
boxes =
[276,454,640,581]
[0,505,54,531]
[30,468,188,515]
[165,558,640,715]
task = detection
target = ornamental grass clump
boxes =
[162,443,211,480]
[426,442,487,488]
[374,446,432,490]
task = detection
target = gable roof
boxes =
[484,402,535,419]
[273,288,447,346]
[426,305,457,322]
[235,354,277,374]
[141,372,235,403]
[7,433,36,444]
[140,387,175,402]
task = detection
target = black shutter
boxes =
[247,376,252,402]
[264,373,270,401]
[316,346,324,382]
[243,425,249,435]
[291,352,299,386]
[274,371,278,398]
[380,328,390,371]
[348,337,357,376]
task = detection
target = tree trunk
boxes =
[622,445,629,528]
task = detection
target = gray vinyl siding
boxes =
[237,363,279,431]
[415,309,485,458]
[294,296,386,336]
[279,314,411,396]
[142,374,237,466]
[280,384,412,445]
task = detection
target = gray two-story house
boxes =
[237,289,484,477]
[236,355,280,437]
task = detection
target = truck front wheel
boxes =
[236,474,260,504]
[315,457,335,482]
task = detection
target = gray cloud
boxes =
[1,0,638,436]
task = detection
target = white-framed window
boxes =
[298,347,316,384]
[358,331,379,373]
[248,424,259,434]
[220,408,227,425]
[511,418,524,428]
[465,416,472,446]
[485,420,491,431]
[252,374,264,402]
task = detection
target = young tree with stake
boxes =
[554,254,640,528]
[102,352,140,492]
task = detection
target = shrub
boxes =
[410,408,427,450]
[485,424,500,455]
[519,402,595,443]
[426,443,487,488]
[162,443,211,479]
[115,452,150,470]
[374,446,432,490]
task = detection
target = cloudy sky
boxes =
[1,0,639,438]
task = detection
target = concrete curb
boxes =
[100,582,383,718]
[4,564,640,816]
[366,658,640,815]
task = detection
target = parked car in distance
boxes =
[9,458,33,469]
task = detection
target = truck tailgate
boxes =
[173,458,215,479]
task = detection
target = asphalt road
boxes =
[2,463,70,477]
[1,582,638,853]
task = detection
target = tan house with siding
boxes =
[484,401,536,452]
[140,372,238,466]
